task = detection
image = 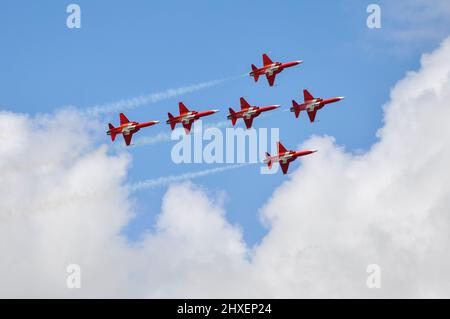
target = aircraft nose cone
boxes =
[296,60,304,65]
[338,96,345,100]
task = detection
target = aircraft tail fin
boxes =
[228,108,237,125]
[292,100,301,118]
[251,64,259,82]
[265,152,272,169]
[167,112,176,130]
[108,123,117,141]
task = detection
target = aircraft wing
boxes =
[303,89,315,102]
[280,162,290,174]
[123,133,133,146]
[120,113,130,125]
[244,117,254,129]
[263,53,273,66]
[266,74,276,87]
[182,121,193,134]
[240,97,251,110]
[307,109,318,123]
[179,102,190,115]
[277,142,287,154]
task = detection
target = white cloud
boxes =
[0,109,250,298]
[1,36,450,298]
[252,36,450,298]
[0,109,135,298]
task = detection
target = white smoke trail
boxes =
[132,120,231,147]
[130,164,246,192]
[86,74,247,116]
[133,131,172,146]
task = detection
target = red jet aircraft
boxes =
[250,53,303,87]
[291,89,345,123]
[107,113,159,146]
[227,97,279,129]
[167,102,219,134]
[264,141,317,175]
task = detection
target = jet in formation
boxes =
[167,102,219,134]
[105,53,349,177]
[291,89,345,123]
[264,141,317,174]
[227,97,279,129]
[107,113,159,146]
[250,53,303,87]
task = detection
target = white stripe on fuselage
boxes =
[122,123,136,134]
[182,112,195,123]
[243,108,257,118]
[267,152,294,164]
[265,64,279,76]
[279,152,294,163]
[306,100,321,111]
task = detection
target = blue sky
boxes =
[1,0,446,246]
